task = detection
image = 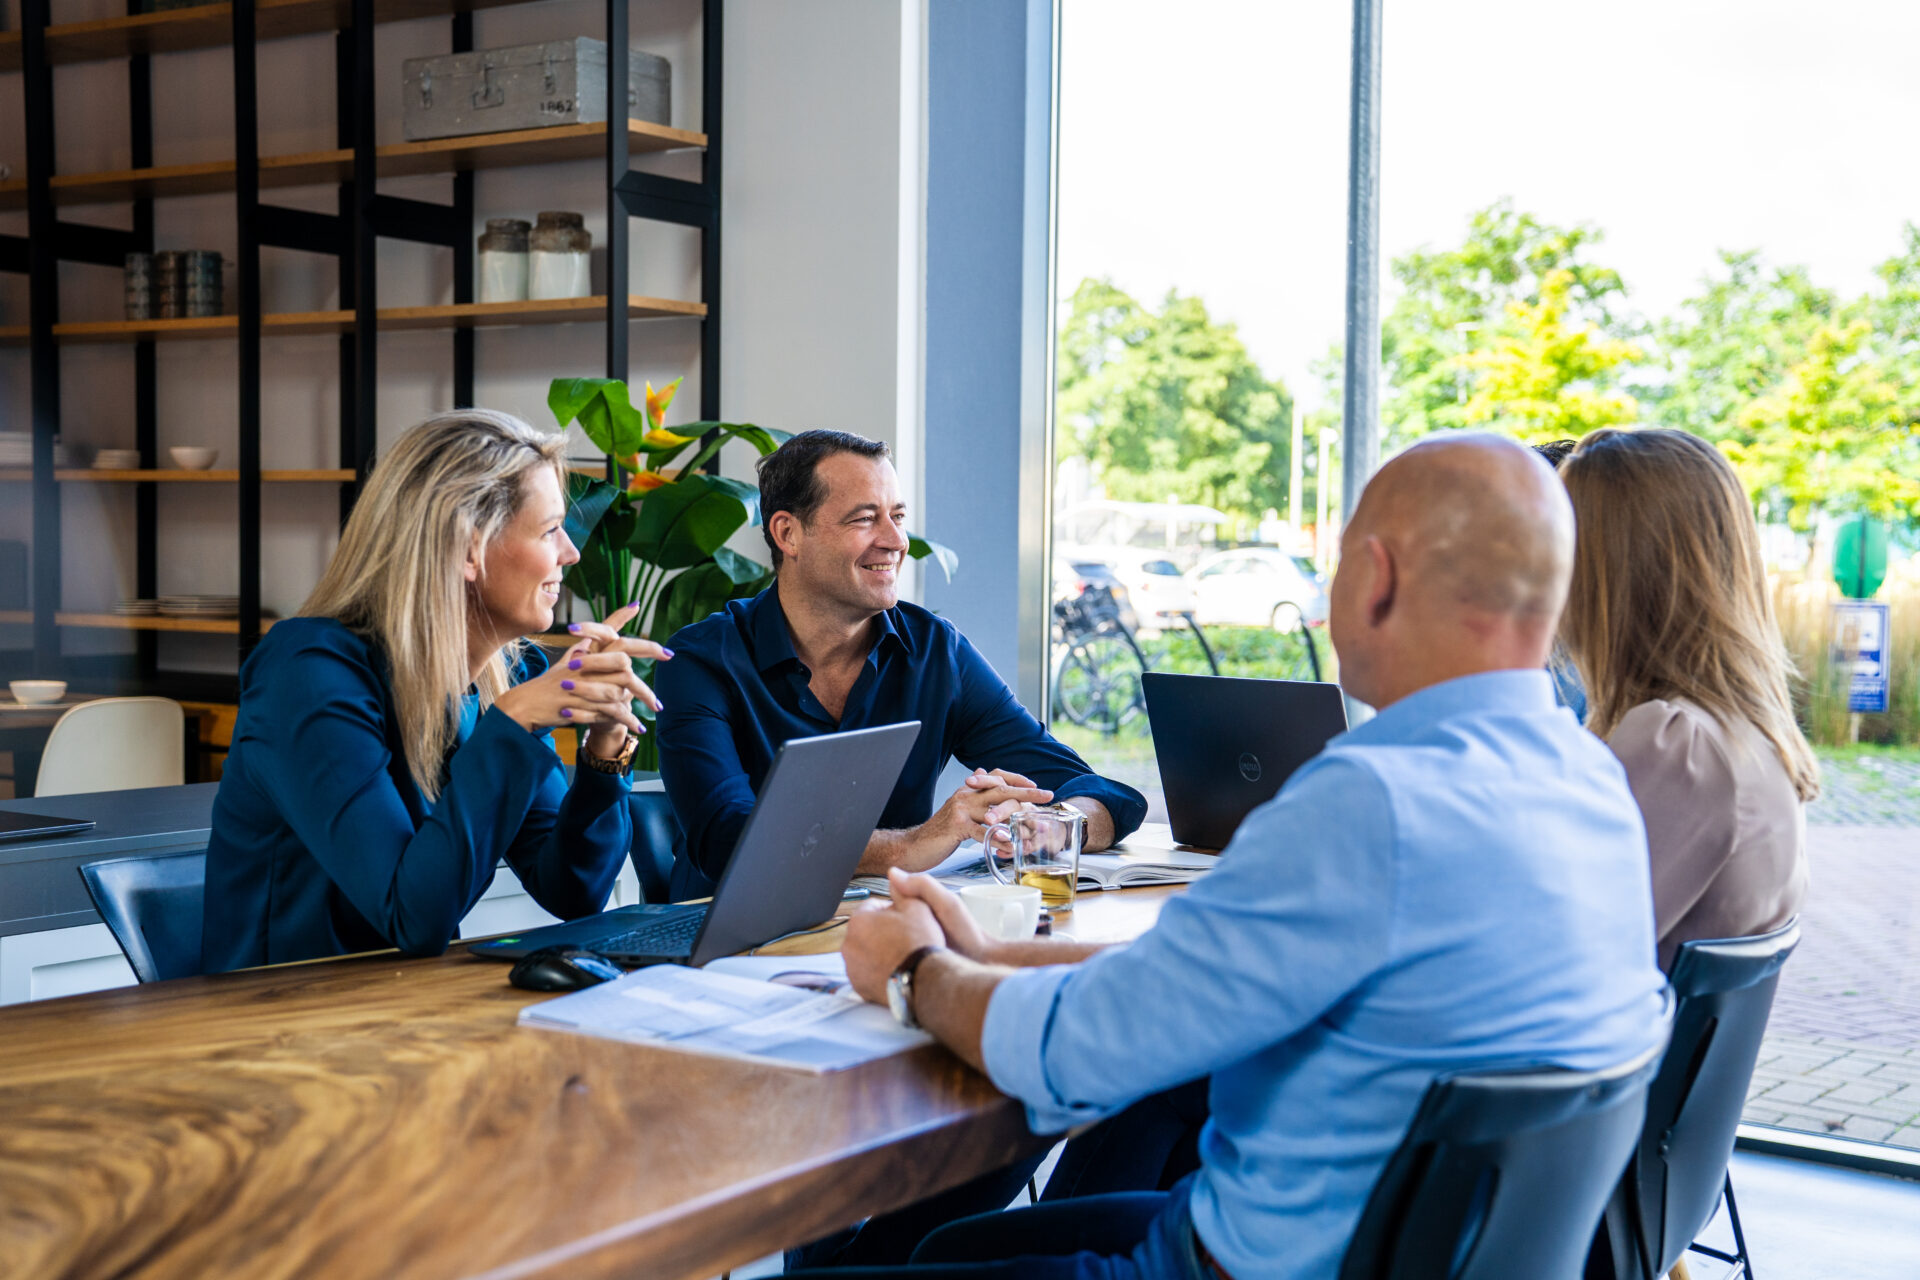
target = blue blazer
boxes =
[201,617,631,972]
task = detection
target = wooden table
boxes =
[0,884,1175,1280]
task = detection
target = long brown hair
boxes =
[302,409,567,799]
[1558,428,1818,801]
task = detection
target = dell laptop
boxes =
[1142,672,1347,850]
[473,720,921,967]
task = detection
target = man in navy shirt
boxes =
[655,430,1145,888]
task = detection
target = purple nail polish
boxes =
[625,601,639,610]
[662,648,675,658]
[560,707,573,719]
[560,680,575,691]
[569,658,582,670]
[654,699,665,710]
[567,623,582,634]
[636,723,647,734]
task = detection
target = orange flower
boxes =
[616,453,644,473]
[644,377,683,429]
[642,427,693,450]
[626,469,673,495]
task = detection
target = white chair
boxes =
[36,697,186,797]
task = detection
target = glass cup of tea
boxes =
[984,803,1085,911]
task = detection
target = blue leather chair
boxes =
[1340,1003,1671,1280]
[1591,919,1800,1280]
[77,851,207,983]
[628,789,686,903]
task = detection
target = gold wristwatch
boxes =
[579,729,640,777]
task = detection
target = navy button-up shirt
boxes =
[655,584,1146,881]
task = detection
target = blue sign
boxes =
[1832,600,1891,714]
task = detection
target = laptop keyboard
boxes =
[595,907,708,957]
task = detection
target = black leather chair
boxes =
[1591,919,1800,1280]
[1340,1009,1671,1280]
[628,789,684,903]
[77,851,207,983]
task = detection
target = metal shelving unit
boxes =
[1,0,722,706]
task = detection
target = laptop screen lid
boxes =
[688,720,922,965]
[1141,672,1347,850]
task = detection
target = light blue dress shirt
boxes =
[981,670,1669,1279]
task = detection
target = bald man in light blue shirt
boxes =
[830,435,1670,1280]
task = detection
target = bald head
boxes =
[1330,433,1574,709]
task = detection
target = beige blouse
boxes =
[1607,698,1808,971]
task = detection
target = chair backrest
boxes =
[1340,1013,1671,1280]
[628,789,683,904]
[36,696,185,797]
[1603,919,1800,1280]
[77,851,208,984]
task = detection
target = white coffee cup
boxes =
[958,883,1043,942]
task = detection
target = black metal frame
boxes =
[6,0,723,702]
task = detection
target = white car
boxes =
[1093,548,1197,626]
[1188,548,1329,631]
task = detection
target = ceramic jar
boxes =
[528,211,591,300]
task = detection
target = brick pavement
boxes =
[1745,821,1920,1146]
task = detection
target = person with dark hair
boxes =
[653,429,1146,896]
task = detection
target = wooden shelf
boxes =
[59,612,283,634]
[0,469,357,482]
[0,120,707,211]
[0,0,533,73]
[0,611,273,634]
[0,296,704,347]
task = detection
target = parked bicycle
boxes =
[1050,582,1149,735]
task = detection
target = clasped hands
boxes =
[843,867,999,1005]
[493,603,670,761]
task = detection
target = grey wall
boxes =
[922,0,1054,712]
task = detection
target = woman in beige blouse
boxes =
[1558,428,1818,970]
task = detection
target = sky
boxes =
[1056,0,1920,411]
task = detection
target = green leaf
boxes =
[563,473,620,551]
[907,534,959,582]
[711,544,768,585]
[549,377,616,431]
[630,474,752,569]
[650,561,772,644]
[675,424,796,476]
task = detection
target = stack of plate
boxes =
[0,433,32,466]
[95,449,144,470]
[114,598,161,616]
[158,594,240,619]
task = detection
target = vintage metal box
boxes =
[401,38,670,142]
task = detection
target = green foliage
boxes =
[1646,251,1836,441]
[1725,320,1919,530]
[1378,200,1641,447]
[1056,278,1294,522]
[1454,268,1642,442]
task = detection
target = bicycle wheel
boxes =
[1055,631,1146,734]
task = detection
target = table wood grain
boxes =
[0,884,1176,1280]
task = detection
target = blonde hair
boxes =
[1559,428,1819,802]
[302,409,567,799]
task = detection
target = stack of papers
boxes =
[518,953,931,1073]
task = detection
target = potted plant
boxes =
[550,376,954,766]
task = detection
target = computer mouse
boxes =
[508,946,624,992]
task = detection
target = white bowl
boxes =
[169,446,219,470]
[8,680,66,705]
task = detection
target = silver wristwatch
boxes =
[886,945,942,1030]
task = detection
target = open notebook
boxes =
[853,821,1217,895]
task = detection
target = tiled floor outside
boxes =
[1742,755,1920,1146]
